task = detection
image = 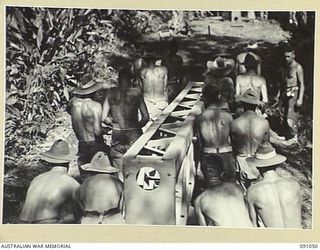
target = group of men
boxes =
[194,41,304,228]
[18,39,304,228]
[18,39,184,224]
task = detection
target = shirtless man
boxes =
[194,162,252,227]
[67,78,110,171]
[196,85,236,187]
[140,53,168,122]
[231,89,270,190]
[161,39,184,102]
[76,152,124,224]
[277,47,305,142]
[236,54,268,104]
[246,142,302,228]
[102,68,149,181]
[236,41,262,75]
[203,56,235,109]
[18,140,80,224]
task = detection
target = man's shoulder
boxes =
[156,65,168,73]
[237,52,247,60]
[69,97,84,106]
[31,172,47,183]
[247,181,265,197]
[140,67,148,75]
[293,60,303,71]
[231,116,242,124]
[231,116,243,130]
[236,74,245,81]
[61,174,80,188]
[83,98,100,108]
[251,74,266,81]
[255,115,269,124]
[276,176,301,189]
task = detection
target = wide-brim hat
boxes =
[39,139,75,164]
[246,142,287,168]
[72,80,103,95]
[206,56,234,76]
[247,40,258,49]
[237,88,262,105]
[80,151,119,173]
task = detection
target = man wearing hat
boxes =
[18,140,80,224]
[67,77,111,172]
[140,51,169,123]
[246,142,302,228]
[231,89,270,190]
[203,56,235,110]
[236,41,262,75]
[76,152,125,224]
[196,84,236,187]
[161,39,184,103]
[194,155,253,227]
[235,53,268,105]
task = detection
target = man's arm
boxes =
[101,92,112,124]
[246,189,258,227]
[194,115,203,152]
[71,185,83,223]
[235,75,241,98]
[139,69,146,91]
[256,55,262,75]
[296,64,305,106]
[235,55,241,75]
[227,78,235,103]
[92,102,102,137]
[261,78,268,103]
[162,67,168,100]
[257,63,262,76]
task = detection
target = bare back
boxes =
[198,107,233,148]
[76,174,123,212]
[140,66,168,100]
[68,97,102,141]
[231,111,269,155]
[247,174,302,228]
[19,170,80,222]
[195,182,253,227]
[236,74,268,103]
[107,87,148,129]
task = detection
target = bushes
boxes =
[5,7,173,168]
[5,7,118,164]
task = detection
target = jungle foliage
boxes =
[5,7,174,168]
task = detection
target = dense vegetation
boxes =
[5,7,177,171]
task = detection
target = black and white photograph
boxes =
[3,7,314,230]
